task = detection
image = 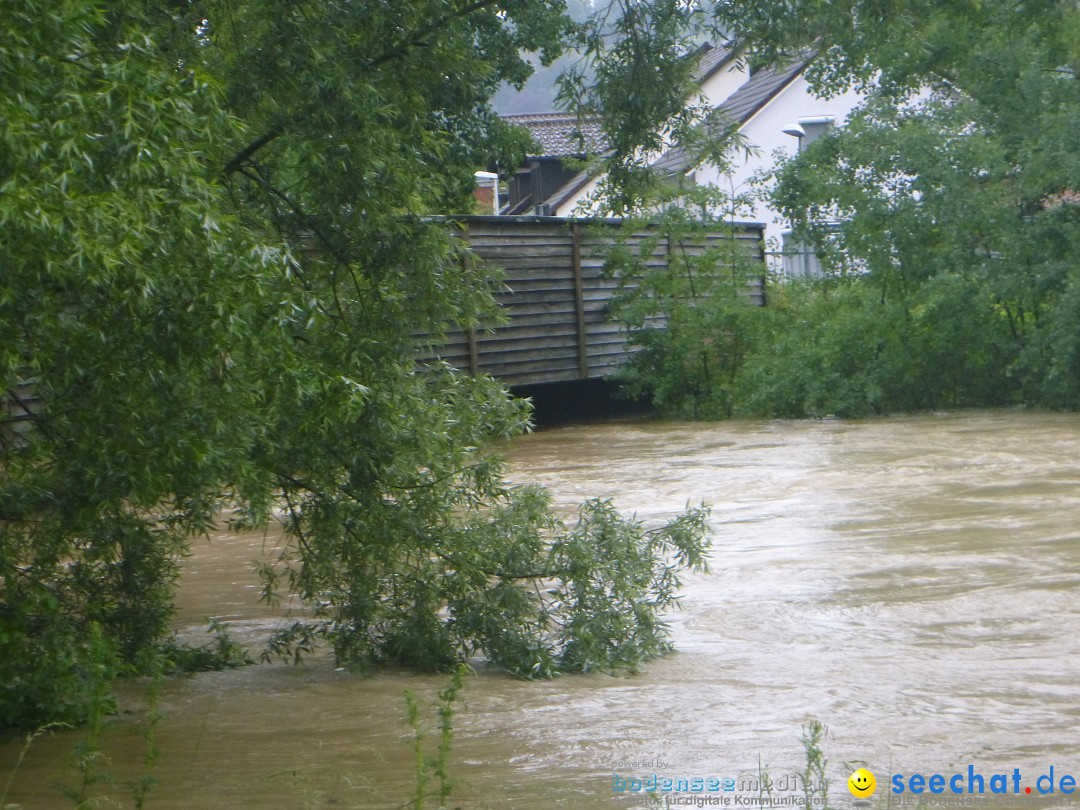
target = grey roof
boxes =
[546,167,595,213]
[693,42,736,82]
[502,112,608,157]
[501,44,733,162]
[521,47,810,213]
[651,56,811,176]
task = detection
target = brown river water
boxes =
[4,410,1080,808]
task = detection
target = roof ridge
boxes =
[501,111,600,120]
[502,112,609,157]
[651,55,811,176]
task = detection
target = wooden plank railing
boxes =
[431,215,765,387]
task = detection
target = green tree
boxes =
[579,0,1080,418]
[559,0,723,214]
[714,0,1080,411]
[1,0,281,726]
[1,0,713,729]
[599,184,769,419]
[550,1,778,418]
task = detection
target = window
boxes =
[781,223,844,278]
[781,232,823,278]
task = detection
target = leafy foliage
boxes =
[159,620,254,674]
[591,0,1080,419]
[1,0,712,729]
[552,499,710,672]
[265,488,709,678]
[732,276,1014,418]
[600,184,769,419]
[1,0,274,728]
[403,665,467,810]
[715,0,1080,414]
[558,0,730,214]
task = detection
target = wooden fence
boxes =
[432,216,765,387]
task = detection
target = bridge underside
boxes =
[510,377,651,426]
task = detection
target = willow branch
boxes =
[220,0,503,175]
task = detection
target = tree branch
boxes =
[369,0,503,69]
[222,123,284,176]
[5,386,55,442]
[220,0,504,175]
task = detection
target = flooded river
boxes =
[4,411,1080,808]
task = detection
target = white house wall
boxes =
[698,60,750,113]
[691,73,865,268]
[550,66,868,259]
[553,60,751,217]
[553,173,601,217]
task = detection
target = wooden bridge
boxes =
[2,217,764,449]
[434,216,765,387]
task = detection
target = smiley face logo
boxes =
[848,768,876,797]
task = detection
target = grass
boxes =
[403,664,468,810]
[802,719,831,810]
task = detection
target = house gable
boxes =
[499,44,868,251]
[690,69,866,260]
[501,112,608,215]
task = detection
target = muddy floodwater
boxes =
[4,411,1080,808]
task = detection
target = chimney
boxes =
[473,171,500,215]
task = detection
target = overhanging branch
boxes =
[220,0,505,176]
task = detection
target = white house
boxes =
[501,45,867,275]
